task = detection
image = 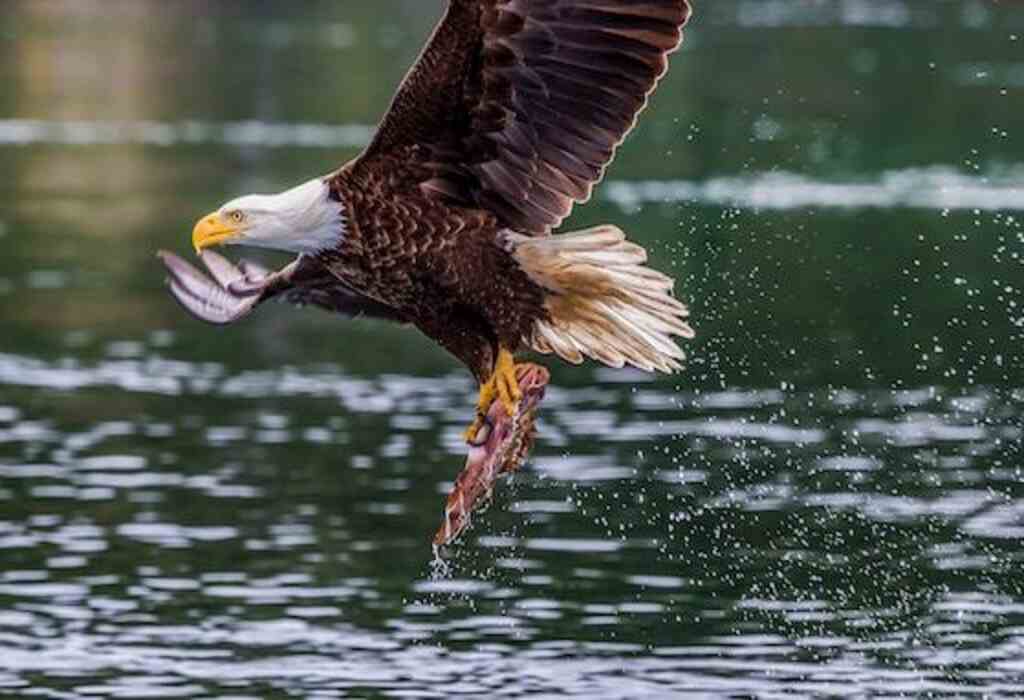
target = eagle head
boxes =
[191,178,346,256]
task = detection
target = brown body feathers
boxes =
[321,0,693,379]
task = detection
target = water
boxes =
[1,0,1023,696]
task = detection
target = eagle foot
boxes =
[463,347,522,444]
[437,362,550,547]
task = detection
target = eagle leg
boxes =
[463,346,522,444]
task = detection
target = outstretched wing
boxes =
[355,0,692,235]
[159,251,406,325]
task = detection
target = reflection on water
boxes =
[1,0,1023,696]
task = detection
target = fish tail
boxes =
[501,226,695,373]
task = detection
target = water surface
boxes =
[1,1,1022,696]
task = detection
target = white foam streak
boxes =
[735,0,923,28]
[604,167,1024,212]
[0,119,374,149]
[5,120,1021,214]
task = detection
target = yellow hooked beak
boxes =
[192,211,242,254]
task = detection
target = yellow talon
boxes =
[463,347,521,443]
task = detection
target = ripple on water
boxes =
[0,348,1021,694]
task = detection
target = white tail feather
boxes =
[503,225,695,374]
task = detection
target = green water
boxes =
[0,1,1023,696]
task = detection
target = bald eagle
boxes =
[161,0,694,453]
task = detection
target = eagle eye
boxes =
[228,210,245,224]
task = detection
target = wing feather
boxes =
[355,0,692,235]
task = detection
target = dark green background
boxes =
[0,1,1021,696]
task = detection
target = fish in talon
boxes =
[436,363,550,547]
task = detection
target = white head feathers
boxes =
[220,178,346,255]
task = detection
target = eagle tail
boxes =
[502,226,695,373]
